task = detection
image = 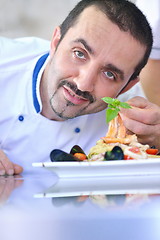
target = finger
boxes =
[13,164,23,175]
[0,150,14,175]
[0,162,5,176]
[120,114,160,136]
[126,96,150,108]
[0,150,23,175]
[121,114,160,148]
[120,105,160,125]
[137,135,155,146]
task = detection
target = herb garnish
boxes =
[102,97,131,123]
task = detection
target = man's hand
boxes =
[0,150,23,175]
[120,96,160,151]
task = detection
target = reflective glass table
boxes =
[0,168,160,240]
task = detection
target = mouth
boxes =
[63,86,89,105]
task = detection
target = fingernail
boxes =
[7,169,14,175]
[0,170,5,176]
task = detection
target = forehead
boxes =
[61,6,146,77]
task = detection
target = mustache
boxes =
[58,80,95,103]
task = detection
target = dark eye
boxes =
[104,71,115,80]
[74,50,85,59]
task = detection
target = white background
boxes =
[0,0,136,40]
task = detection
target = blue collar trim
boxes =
[32,53,49,113]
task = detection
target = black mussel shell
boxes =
[112,146,124,159]
[70,145,86,155]
[104,151,116,161]
[151,145,156,149]
[50,149,79,162]
[104,146,124,161]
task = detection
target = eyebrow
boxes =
[104,64,124,81]
[73,38,94,55]
[73,38,124,81]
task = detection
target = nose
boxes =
[73,65,97,92]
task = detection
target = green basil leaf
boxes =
[102,97,115,104]
[114,107,121,112]
[106,108,119,123]
[102,97,131,123]
[108,104,116,110]
[114,99,120,106]
[119,102,132,109]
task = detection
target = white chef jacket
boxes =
[0,37,107,173]
[136,0,160,59]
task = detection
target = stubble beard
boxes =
[49,93,91,120]
[49,80,95,120]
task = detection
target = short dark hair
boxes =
[59,0,153,81]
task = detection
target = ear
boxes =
[119,76,139,95]
[50,26,61,56]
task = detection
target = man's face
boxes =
[41,6,146,121]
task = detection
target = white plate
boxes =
[32,158,160,178]
[34,174,160,198]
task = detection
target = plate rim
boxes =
[32,158,160,168]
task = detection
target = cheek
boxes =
[53,54,78,78]
[55,47,82,78]
[94,82,120,100]
[89,100,107,114]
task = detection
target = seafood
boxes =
[50,114,158,162]
[88,114,150,160]
[50,149,79,162]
